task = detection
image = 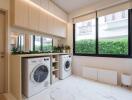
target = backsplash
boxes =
[10,27,67,52]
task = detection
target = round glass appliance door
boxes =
[31,65,49,83]
[64,61,71,71]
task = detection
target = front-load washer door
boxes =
[64,60,71,71]
[31,64,49,84]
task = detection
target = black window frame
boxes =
[32,35,53,52]
[73,9,132,58]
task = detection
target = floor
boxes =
[24,75,132,100]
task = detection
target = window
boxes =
[98,10,128,55]
[30,35,53,52]
[73,8,132,58]
[75,19,96,54]
[30,35,34,51]
[34,36,41,51]
[17,34,24,51]
[42,37,53,52]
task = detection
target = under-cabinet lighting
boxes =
[24,0,67,23]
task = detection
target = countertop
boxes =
[10,53,69,58]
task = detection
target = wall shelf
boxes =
[52,61,59,63]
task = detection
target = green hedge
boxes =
[35,45,52,52]
[75,39,128,55]
[75,40,96,54]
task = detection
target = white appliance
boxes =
[59,55,72,79]
[22,57,51,98]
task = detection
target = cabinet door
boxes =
[60,22,67,38]
[54,19,60,36]
[29,5,40,31]
[14,0,29,28]
[48,15,55,35]
[54,19,67,38]
[39,11,48,33]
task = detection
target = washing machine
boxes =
[59,55,72,79]
[22,57,50,98]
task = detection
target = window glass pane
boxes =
[35,36,41,51]
[42,37,52,52]
[17,34,24,51]
[21,35,24,50]
[75,19,96,54]
[98,10,128,55]
[30,35,34,51]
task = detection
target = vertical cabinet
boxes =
[29,5,40,31]
[39,11,48,33]
[48,15,67,38]
[48,15,55,35]
[60,22,67,38]
[54,19,67,38]
[13,0,29,28]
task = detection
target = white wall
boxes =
[67,0,132,84]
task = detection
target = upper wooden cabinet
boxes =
[12,0,67,38]
[48,15,55,35]
[29,5,40,31]
[60,22,67,38]
[12,0,29,28]
[39,11,48,33]
[29,0,68,22]
[54,19,67,38]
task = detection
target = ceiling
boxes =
[52,0,101,13]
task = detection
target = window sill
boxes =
[73,53,132,59]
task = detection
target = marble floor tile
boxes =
[24,76,132,100]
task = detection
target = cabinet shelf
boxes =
[51,55,60,84]
[52,61,59,63]
[52,68,59,72]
